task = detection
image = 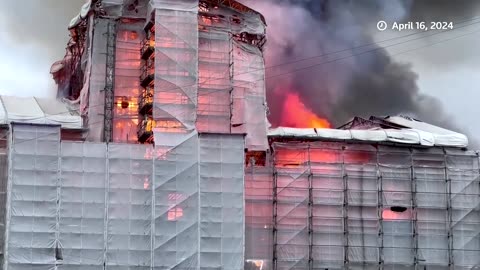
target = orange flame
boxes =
[280,92,331,128]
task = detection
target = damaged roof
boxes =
[69,0,265,29]
[269,115,469,148]
[0,96,82,129]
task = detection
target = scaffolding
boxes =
[134,0,268,149]
[244,140,480,270]
[152,2,199,132]
[0,132,7,266]
[112,20,144,143]
[104,20,117,143]
[3,123,245,270]
[197,20,233,134]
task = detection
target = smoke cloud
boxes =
[242,0,479,134]
[0,0,86,60]
[0,0,86,97]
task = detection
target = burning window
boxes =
[167,193,185,221]
[143,177,150,190]
[382,206,412,220]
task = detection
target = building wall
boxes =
[0,134,8,266]
[246,140,480,270]
[4,123,245,270]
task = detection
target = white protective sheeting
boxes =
[153,3,199,131]
[199,134,245,269]
[0,146,7,259]
[247,141,480,270]
[197,29,232,134]
[36,98,82,129]
[232,41,269,151]
[5,124,61,270]
[0,96,81,129]
[87,18,109,141]
[269,126,469,148]
[112,21,144,143]
[5,124,245,270]
[68,0,92,29]
[149,0,198,12]
[244,166,274,270]
[60,142,107,267]
[195,3,268,149]
[384,116,468,147]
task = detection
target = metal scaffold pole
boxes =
[342,147,350,269]
[273,166,278,270]
[307,145,313,270]
[104,20,116,143]
[410,149,419,270]
[228,33,234,134]
[377,148,384,270]
[444,148,454,269]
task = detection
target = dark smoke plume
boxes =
[243,0,479,135]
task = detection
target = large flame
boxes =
[280,92,331,128]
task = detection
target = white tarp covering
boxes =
[243,141,480,270]
[0,96,82,129]
[150,0,198,12]
[153,3,199,131]
[232,41,269,151]
[269,126,469,148]
[69,0,92,29]
[5,123,245,270]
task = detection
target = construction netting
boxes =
[197,27,232,134]
[113,21,144,143]
[0,133,7,266]
[232,41,268,151]
[86,18,109,142]
[146,1,268,150]
[4,123,245,270]
[153,1,199,132]
[245,140,480,270]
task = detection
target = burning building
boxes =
[0,0,478,270]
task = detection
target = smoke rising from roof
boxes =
[243,0,479,134]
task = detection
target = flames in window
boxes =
[168,193,185,221]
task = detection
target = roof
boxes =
[204,0,266,24]
[269,115,469,148]
[69,0,93,29]
[0,96,82,129]
[68,0,266,29]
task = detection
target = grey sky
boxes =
[376,19,480,139]
[0,1,479,142]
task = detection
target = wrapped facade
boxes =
[3,123,245,269]
[244,140,480,270]
[5,0,476,270]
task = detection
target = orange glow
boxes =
[168,208,183,221]
[154,120,186,133]
[113,119,138,143]
[143,178,150,190]
[116,101,136,109]
[167,193,185,221]
[118,30,139,41]
[382,208,412,220]
[280,92,331,128]
[144,148,167,160]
